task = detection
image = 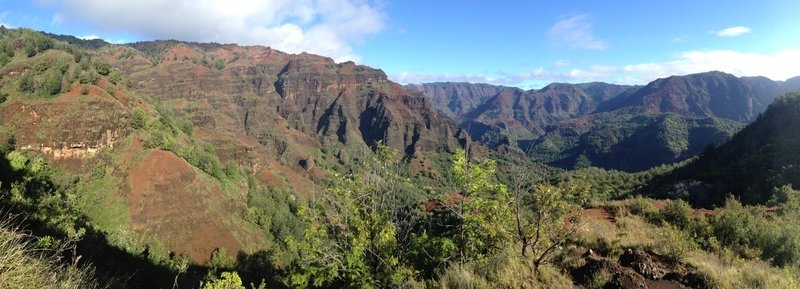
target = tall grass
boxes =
[0,218,99,289]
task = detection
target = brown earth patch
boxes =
[126,149,242,264]
[258,168,283,187]
[583,207,616,225]
[272,161,313,197]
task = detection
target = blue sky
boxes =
[2,0,799,88]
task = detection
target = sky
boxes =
[2,0,799,89]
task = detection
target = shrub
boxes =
[108,69,122,84]
[19,74,35,92]
[661,199,692,229]
[93,61,111,76]
[23,32,53,57]
[438,264,490,289]
[130,108,148,129]
[34,62,48,73]
[0,92,7,104]
[628,196,657,217]
[655,225,697,263]
[209,247,236,272]
[41,70,63,96]
[586,267,612,289]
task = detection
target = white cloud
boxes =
[78,35,99,40]
[392,49,800,88]
[44,0,386,62]
[547,14,606,50]
[553,59,571,67]
[715,26,751,37]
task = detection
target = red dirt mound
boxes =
[126,149,242,264]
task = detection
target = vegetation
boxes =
[650,91,800,205]
[0,218,99,289]
[1,27,799,289]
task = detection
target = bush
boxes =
[655,225,697,263]
[19,74,35,92]
[34,62,48,73]
[628,196,657,217]
[209,247,236,272]
[0,92,7,104]
[41,70,63,96]
[438,264,490,289]
[586,267,612,289]
[661,199,692,229]
[130,108,148,129]
[93,61,111,76]
[108,69,122,84]
[23,32,53,57]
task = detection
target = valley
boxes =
[1,26,800,289]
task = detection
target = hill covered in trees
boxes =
[648,91,800,206]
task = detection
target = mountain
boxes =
[405,82,515,119]
[0,29,473,270]
[600,71,780,122]
[464,82,637,139]
[651,91,800,205]
[414,71,796,171]
[782,76,800,92]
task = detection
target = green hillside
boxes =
[651,92,800,205]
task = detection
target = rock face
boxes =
[405,82,513,119]
[115,42,467,164]
[0,83,130,168]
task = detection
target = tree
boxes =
[447,149,514,263]
[523,183,582,271]
[288,174,415,289]
[410,149,514,273]
[287,146,416,288]
[509,162,585,272]
[203,272,247,289]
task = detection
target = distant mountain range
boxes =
[409,71,800,171]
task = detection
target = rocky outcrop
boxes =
[0,87,129,164]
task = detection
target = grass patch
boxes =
[0,217,100,289]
